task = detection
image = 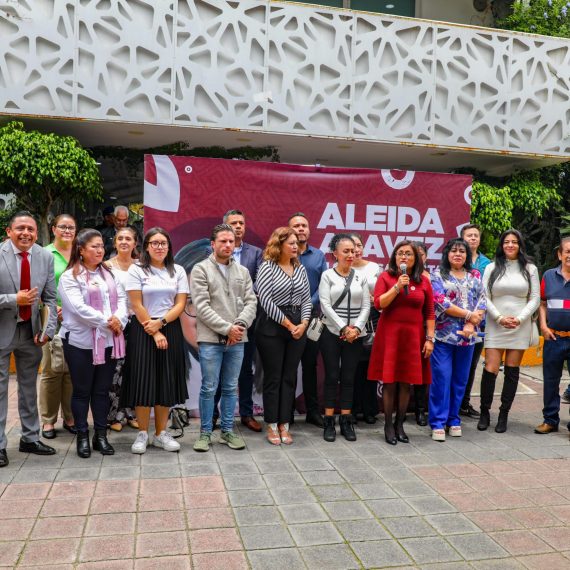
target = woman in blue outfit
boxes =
[429,238,486,442]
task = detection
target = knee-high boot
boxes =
[477,369,498,431]
[495,366,519,433]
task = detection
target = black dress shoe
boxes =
[306,409,325,428]
[384,424,397,446]
[92,430,115,455]
[42,428,56,439]
[76,431,91,458]
[364,415,377,424]
[395,423,410,443]
[19,440,56,455]
[62,423,77,435]
[415,410,428,427]
[0,449,8,468]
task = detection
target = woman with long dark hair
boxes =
[429,238,486,442]
[106,227,139,432]
[121,227,189,454]
[59,229,128,458]
[368,240,435,445]
[477,229,539,433]
[39,214,77,439]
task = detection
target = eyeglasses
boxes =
[148,241,169,249]
[396,252,414,258]
[56,225,76,232]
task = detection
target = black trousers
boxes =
[257,328,306,424]
[63,341,115,433]
[462,341,484,409]
[319,327,364,410]
[353,358,379,417]
[300,338,320,412]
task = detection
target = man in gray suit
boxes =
[212,210,263,432]
[0,211,58,467]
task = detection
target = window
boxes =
[350,0,415,16]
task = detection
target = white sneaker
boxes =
[131,431,149,454]
[449,426,462,437]
[152,431,181,452]
[432,429,446,442]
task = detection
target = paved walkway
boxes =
[2,367,570,569]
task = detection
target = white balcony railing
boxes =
[1,0,569,157]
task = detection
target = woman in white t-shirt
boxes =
[121,228,189,454]
[106,227,139,432]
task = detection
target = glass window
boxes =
[350,0,415,16]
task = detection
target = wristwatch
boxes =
[425,335,435,342]
[161,317,168,328]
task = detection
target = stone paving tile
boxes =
[446,533,509,560]
[335,518,392,541]
[137,509,187,532]
[382,515,438,538]
[532,527,570,551]
[31,516,86,539]
[139,477,182,494]
[135,530,189,557]
[2,481,51,499]
[425,513,482,535]
[233,505,282,526]
[79,534,135,562]
[192,551,249,570]
[90,493,138,514]
[41,496,91,517]
[321,500,373,521]
[134,556,192,570]
[246,547,306,570]
[509,507,564,529]
[189,527,242,553]
[138,492,184,511]
[300,543,361,569]
[19,537,80,566]
[187,506,234,529]
[185,490,228,508]
[350,539,413,567]
[367,497,416,518]
[239,523,294,550]
[288,522,343,546]
[401,536,463,564]
[0,541,25,566]
[351,481,399,499]
[407,495,457,515]
[95,479,139,495]
[279,502,329,524]
[223,473,267,490]
[516,552,570,570]
[229,489,274,507]
[310,484,360,502]
[301,469,345,485]
[84,512,136,536]
[490,530,553,556]
[270,486,316,505]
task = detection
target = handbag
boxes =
[362,307,380,351]
[49,335,68,374]
[529,310,540,347]
[307,270,355,342]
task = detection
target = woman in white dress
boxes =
[477,229,540,433]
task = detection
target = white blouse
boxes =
[59,267,129,350]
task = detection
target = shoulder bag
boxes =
[307,270,354,342]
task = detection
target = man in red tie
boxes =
[0,211,58,467]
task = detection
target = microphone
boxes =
[399,263,409,295]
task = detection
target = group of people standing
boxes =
[0,208,568,467]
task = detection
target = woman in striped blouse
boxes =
[256,227,313,445]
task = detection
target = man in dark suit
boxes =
[212,210,263,432]
[0,211,58,467]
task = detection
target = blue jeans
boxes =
[198,342,244,433]
[429,342,474,430]
[543,336,570,427]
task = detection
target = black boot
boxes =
[92,429,115,455]
[415,409,428,427]
[477,409,490,431]
[477,369,498,430]
[323,415,336,442]
[395,416,409,443]
[76,431,91,458]
[495,366,519,433]
[339,414,356,441]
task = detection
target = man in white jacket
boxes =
[190,224,257,452]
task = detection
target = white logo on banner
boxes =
[381,170,415,190]
[464,185,472,205]
[144,155,181,212]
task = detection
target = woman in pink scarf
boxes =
[59,229,128,458]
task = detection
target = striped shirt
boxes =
[257,261,312,323]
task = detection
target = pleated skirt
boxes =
[120,317,188,408]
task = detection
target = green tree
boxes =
[0,121,103,244]
[497,0,570,38]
